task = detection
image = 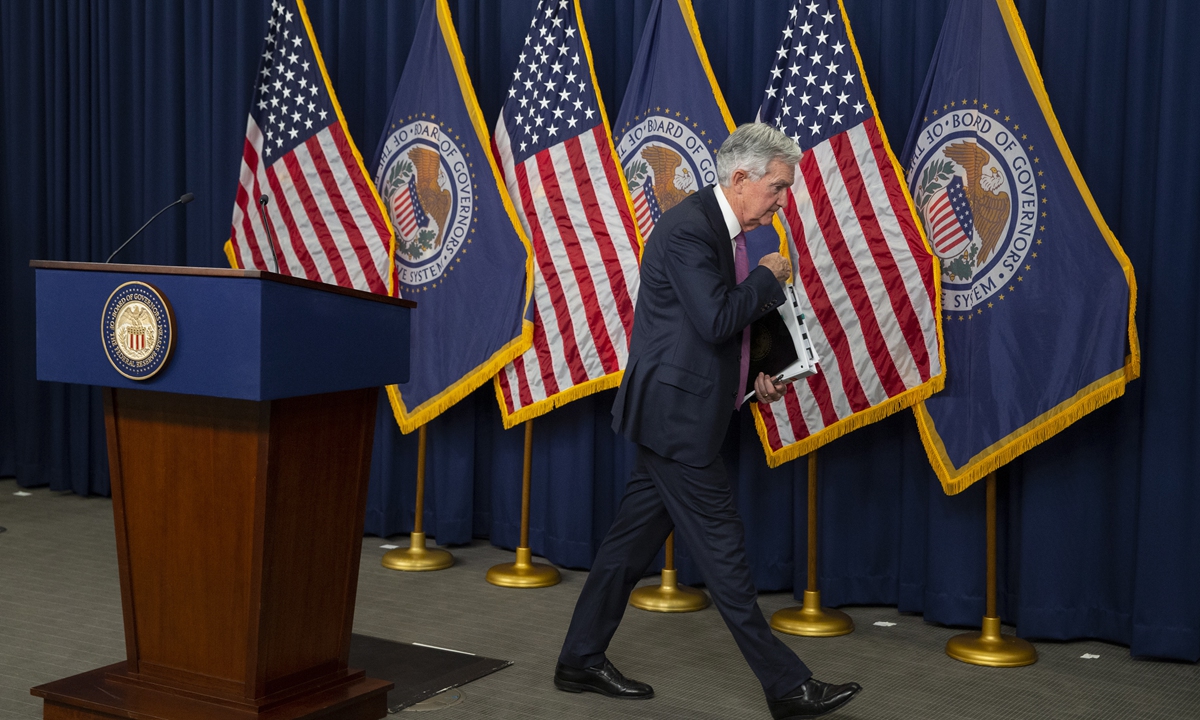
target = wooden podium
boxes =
[29,261,414,720]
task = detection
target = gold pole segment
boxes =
[770,452,854,637]
[629,531,711,612]
[382,424,454,571]
[945,471,1037,667]
[486,420,561,588]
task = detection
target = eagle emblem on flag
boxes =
[910,110,1032,310]
[376,120,475,286]
[616,114,713,239]
[914,141,1012,278]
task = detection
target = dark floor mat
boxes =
[348,633,512,712]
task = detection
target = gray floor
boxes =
[2,478,1197,720]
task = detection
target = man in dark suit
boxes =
[554,124,861,719]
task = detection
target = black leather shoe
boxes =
[767,678,861,719]
[553,660,654,699]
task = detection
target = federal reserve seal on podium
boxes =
[101,281,175,380]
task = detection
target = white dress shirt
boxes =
[713,184,742,260]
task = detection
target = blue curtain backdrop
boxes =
[2,0,1197,662]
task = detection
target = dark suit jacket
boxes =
[612,185,786,467]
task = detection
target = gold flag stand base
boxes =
[770,590,854,637]
[486,421,561,589]
[945,472,1037,667]
[946,616,1038,667]
[381,425,454,573]
[629,532,708,612]
[381,531,453,572]
[770,453,854,638]
[630,568,710,612]
[486,546,561,588]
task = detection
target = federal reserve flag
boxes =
[492,0,643,427]
[372,0,533,432]
[227,0,395,296]
[754,0,944,467]
[900,0,1139,494]
[613,0,781,253]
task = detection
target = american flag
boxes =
[753,0,942,466]
[492,0,642,427]
[227,0,395,296]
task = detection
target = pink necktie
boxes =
[734,232,750,409]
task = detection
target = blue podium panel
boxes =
[34,262,412,400]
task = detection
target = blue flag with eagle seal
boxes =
[371,0,533,433]
[900,0,1139,494]
[612,0,785,261]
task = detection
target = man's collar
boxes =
[713,184,742,241]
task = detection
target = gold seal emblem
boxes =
[114,302,157,360]
[101,281,175,380]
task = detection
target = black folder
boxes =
[747,309,799,385]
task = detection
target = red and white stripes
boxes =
[631,189,656,239]
[493,120,641,425]
[926,191,971,257]
[391,185,420,240]
[229,117,393,296]
[756,118,941,459]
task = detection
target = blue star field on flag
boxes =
[759,0,869,150]
[253,0,335,162]
[501,0,602,165]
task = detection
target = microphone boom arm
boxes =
[105,193,194,264]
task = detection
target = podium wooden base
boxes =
[33,663,390,720]
[28,387,393,720]
[28,263,415,720]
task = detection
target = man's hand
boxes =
[753,372,787,403]
[757,252,791,282]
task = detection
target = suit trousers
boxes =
[558,443,812,700]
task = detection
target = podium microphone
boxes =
[256,194,283,272]
[105,192,194,263]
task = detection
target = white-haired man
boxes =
[554,124,861,719]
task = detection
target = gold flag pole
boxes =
[770,451,853,636]
[945,471,1037,666]
[382,424,454,571]
[486,419,560,588]
[629,531,710,612]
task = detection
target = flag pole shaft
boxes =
[769,449,853,635]
[413,424,427,535]
[944,469,1037,666]
[485,418,559,587]
[520,419,533,549]
[986,471,997,618]
[807,451,818,592]
[380,423,453,571]
[629,531,709,612]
